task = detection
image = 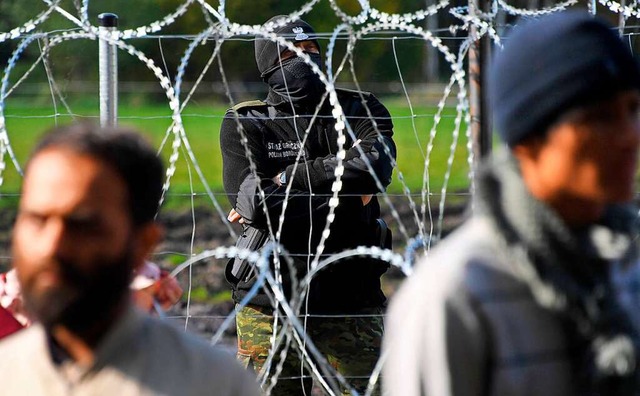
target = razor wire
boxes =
[1,0,637,394]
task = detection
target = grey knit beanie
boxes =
[489,11,640,146]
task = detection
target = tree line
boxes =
[1,0,634,104]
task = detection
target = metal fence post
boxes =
[619,0,626,37]
[469,0,492,184]
[98,13,118,128]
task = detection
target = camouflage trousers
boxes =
[235,304,384,395]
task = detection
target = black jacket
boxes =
[220,88,396,313]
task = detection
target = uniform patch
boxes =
[267,140,304,159]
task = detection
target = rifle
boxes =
[225,225,270,285]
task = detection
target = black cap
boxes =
[98,13,119,28]
[254,15,319,76]
[489,11,640,146]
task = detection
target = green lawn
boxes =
[1,99,471,203]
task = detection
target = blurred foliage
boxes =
[0,0,466,102]
[0,0,636,106]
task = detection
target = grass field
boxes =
[1,98,472,205]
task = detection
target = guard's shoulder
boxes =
[229,100,268,114]
[336,87,374,100]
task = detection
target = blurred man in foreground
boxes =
[0,124,259,396]
[384,11,640,396]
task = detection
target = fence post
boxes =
[469,0,492,185]
[98,13,118,128]
[424,0,439,82]
[619,0,626,37]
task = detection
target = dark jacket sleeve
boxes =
[220,110,331,229]
[285,93,396,194]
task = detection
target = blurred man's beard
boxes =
[23,245,134,333]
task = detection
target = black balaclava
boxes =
[254,16,325,108]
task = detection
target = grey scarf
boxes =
[475,150,640,395]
